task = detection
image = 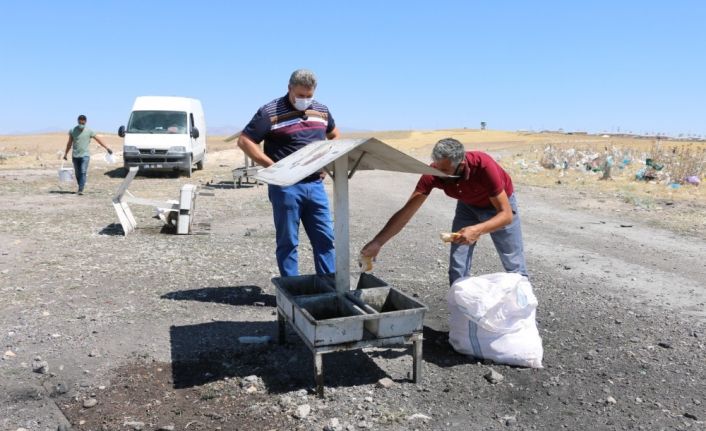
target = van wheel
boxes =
[185,155,193,178]
[196,155,204,171]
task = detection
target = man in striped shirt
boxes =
[238,69,339,277]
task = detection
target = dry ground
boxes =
[1,130,705,431]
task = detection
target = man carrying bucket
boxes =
[62,114,113,195]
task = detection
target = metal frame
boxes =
[277,308,423,398]
[112,167,197,235]
[228,134,262,188]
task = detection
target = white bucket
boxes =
[58,162,74,182]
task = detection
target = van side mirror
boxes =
[190,127,200,139]
[118,125,126,138]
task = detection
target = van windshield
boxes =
[127,111,188,134]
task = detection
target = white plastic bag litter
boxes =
[448,272,543,368]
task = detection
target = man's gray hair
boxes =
[432,138,465,166]
[289,69,317,88]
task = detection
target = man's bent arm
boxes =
[326,126,340,140]
[237,133,275,167]
[454,191,513,244]
[481,191,513,232]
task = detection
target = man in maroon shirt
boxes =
[361,138,528,285]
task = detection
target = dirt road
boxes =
[1,158,704,430]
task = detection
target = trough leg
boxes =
[412,336,423,383]
[314,352,324,398]
[277,310,286,345]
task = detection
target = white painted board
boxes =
[254,138,447,186]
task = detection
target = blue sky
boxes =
[1,1,704,136]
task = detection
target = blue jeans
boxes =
[72,156,90,192]
[268,180,335,277]
[449,194,528,285]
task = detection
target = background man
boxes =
[63,114,112,195]
[361,138,528,285]
[238,69,340,276]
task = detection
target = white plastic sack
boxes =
[448,272,543,368]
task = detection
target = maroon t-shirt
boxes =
[415,151,514,207]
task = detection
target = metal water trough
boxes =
[293,293,368,345]
[273,273,336,321]
[274,273,427,347]
[274,273,427,397]
[347,286,427,338]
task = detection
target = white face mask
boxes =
[293,97,313,111]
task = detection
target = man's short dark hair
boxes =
[77,115,87,121]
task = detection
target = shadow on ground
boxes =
[104,167,128,178]
[161,285,276,307]
[104,168,183,179]
[169,321,387,392]
[204,180,258,190]
[98,223,124,236]
[365,326,478,369]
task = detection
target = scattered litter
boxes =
[645,158,664,171]
[685,176,700,186]
[535,141,704,186]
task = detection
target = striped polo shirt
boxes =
[241,94,336,165]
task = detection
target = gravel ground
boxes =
[1,159,705,431]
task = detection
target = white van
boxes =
[118,96,206,177]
